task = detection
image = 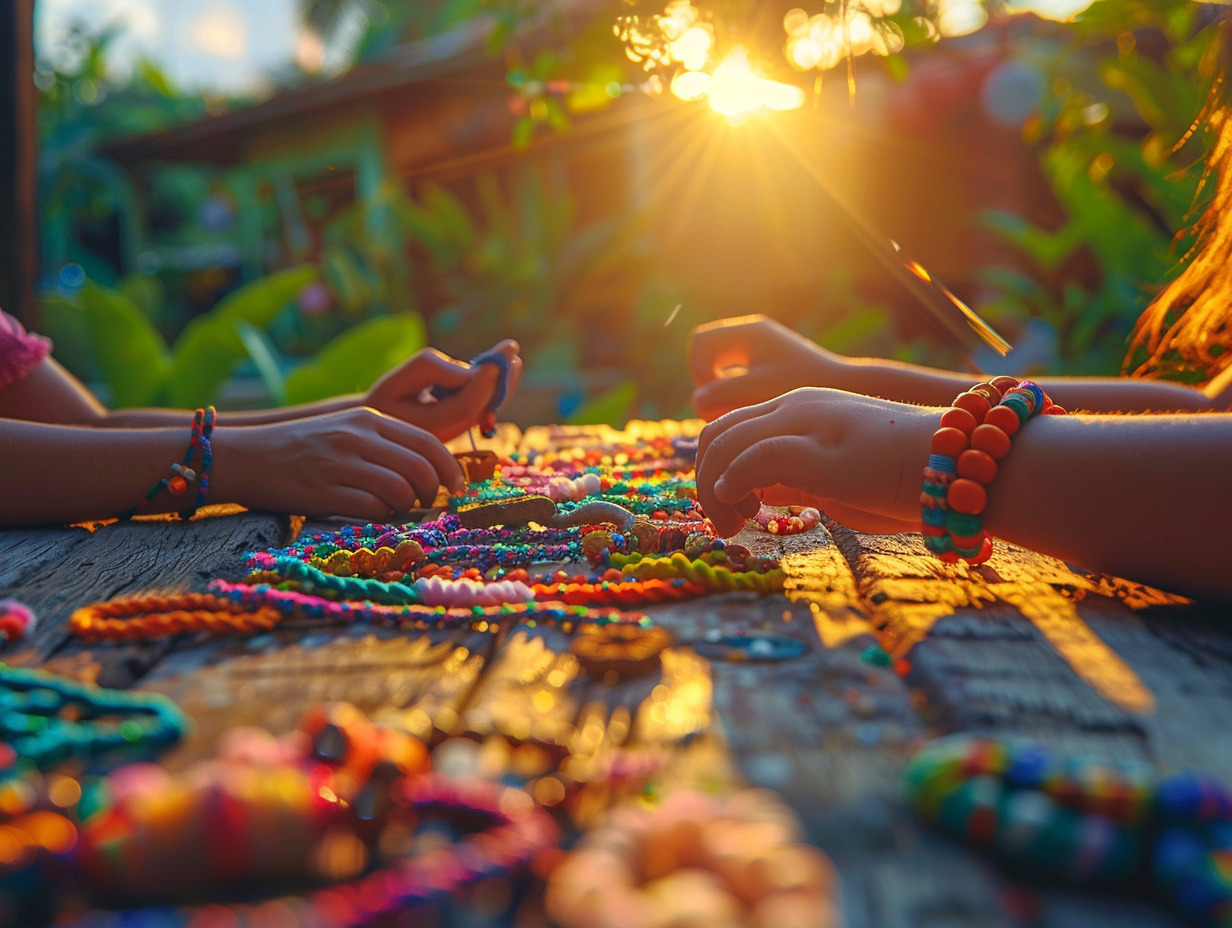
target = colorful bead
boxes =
[908,735,1232,926]
[956,449,998,485]
[971,423,1013,460]
[921,379,1063,566]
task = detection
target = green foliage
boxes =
[167,267,321,407]
[36,23,217,275]
[399,166,649,358]
[39,267,318,408]
[566,380,640,426]
[75,283,173,407]
[978,0,1214,374]
[284,314,428,404]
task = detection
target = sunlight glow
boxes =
[1006,0,1098,22]
[671,25,715,71]
[783,6,904,73]
[703,47,806,120]
[936,0,988,37]
[192,2,247,60]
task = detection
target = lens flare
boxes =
[705,48,806,119]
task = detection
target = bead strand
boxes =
[921,377,1065,565]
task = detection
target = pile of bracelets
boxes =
[0,702,559,928]
[0,662,189,769]
[121,405,216,519]
[906,735,1232,928]
[920,377,1065,564]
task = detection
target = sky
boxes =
[35,0,1099,96]
[35,0,306,94]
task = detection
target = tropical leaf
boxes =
[75,282,172,407]
[236,322,288,407]
[284,313,428,405]
[566,380,638,427]
[37,295,98,381]
[168,266,317,407]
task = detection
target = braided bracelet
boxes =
[921,377,1066,564]
[181,405,215,517]
[120,408,203,519]
[69,593,283,640]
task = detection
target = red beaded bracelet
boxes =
[920,377,1066,564]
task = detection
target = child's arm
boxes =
[689,315,1226,419]
[0,341,521,442]
[0,409,464,526]
[695,387,1232,601]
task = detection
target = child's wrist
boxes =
[892,406,941,521]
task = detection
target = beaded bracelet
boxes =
[921,377,1066,565]
[120,408,203,519]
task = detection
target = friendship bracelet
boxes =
[921,377,1066,565]
[119,409,202,519]
[182,405,216,517]
[69,593,283,640]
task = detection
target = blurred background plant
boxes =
[974,0,1215,377]
[30,0,1225,425]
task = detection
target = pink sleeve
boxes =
[0,310,52,388]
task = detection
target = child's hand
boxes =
[214,408,465,520]
[688,315,844,420]
[364,340,523,441]
[695,388,934,537]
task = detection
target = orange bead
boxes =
[953,392,992,420]
[990,375,1019,394]
[983,405,1020,436]
[971,423,1012,460]
[947,478,987,514]
[940,407,979,436]
[930,427,969,458]
[967,537,995,564]
[956,449,998,485]
[168,476,188,495]
[1044,405,1067,415]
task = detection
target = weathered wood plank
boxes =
[10,508,289,671]
[142,625,497,770]
[824,518,1201,926]
[683,524,1013,928]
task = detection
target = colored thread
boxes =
[119,408,202,519]
[69,593,283,640]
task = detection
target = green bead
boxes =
[946,510,983,536]
[1002,394,1032,425]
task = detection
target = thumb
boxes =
[399,350,470,396]
[693,374,773,420]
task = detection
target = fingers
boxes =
[494,340,524,408]
[704,434,821,537]
[307,485,408,522]
[687,315,764,387]
[435,341,523,439]
[370,414,464,494]
[405,349,472,394]
[696,396,782,472]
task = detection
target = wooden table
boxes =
[3,424,1229,928]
